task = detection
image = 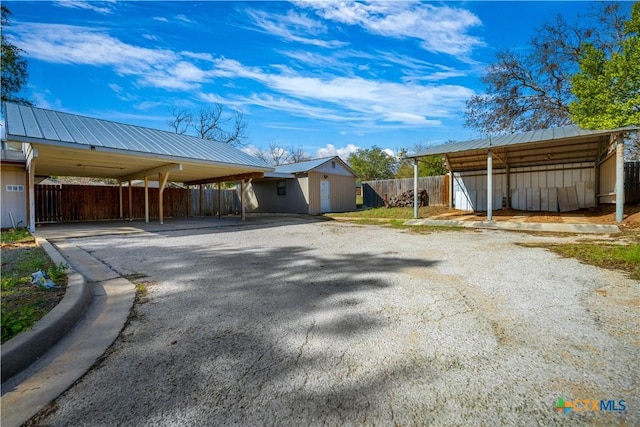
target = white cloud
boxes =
[54,0,116,15]
[10,23,213,91]
[210,58,473,126]
[247,9,347,48]
[316,143,361,161]
[294,1,484,59]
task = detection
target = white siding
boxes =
[1,166,27,228]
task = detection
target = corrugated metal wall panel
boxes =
[599,155,617,204]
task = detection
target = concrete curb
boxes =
[403,219,621,234]
[1,238,93,383]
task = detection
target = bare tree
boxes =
[167,106,192,135]
[254,143,311,166]
[168,103,247,146]
[289,146,311,163]
[464,2,629,135]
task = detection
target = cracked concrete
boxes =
[33,220,638,426]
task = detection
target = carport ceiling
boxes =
[3,102,272,183]
[409,125,638,172]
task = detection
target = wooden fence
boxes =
[35,184,240,223]
[362,175,449,208]
[626,161,640,204]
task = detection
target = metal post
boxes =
[413,158,419,219]
[487,150,493,221]
[615,135,625,223]
[448,170,453,209]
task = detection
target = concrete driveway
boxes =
[38,219,638,426]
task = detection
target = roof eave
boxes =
[6,133,274,173]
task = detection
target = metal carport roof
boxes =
[408,125,639,172]
[2,102,273,183]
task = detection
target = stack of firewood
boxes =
[386,189,428,207]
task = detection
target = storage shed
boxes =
[1,102,272,231]
[251,156,357,214]
[408,125,639,223]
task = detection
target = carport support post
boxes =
[615,135,625,223]
[487,150,493,221]
[118,182,123,219]
[199,184,203,217]
[217,182,221,218]
[241,180,246,220]
[158,172,169,225]
[128,180,132,221]
[144,176,149,223]
[413,158,419,219]
[448,170,453,209]
[27,157,36,233]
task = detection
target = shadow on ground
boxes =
[38,229,443,425]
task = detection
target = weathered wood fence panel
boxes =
[35,185,240,223]
[35,185,63,223]
[189,188,240,216]
[363,176,449,208]
[626,161,640,204]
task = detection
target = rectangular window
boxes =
[332,161,336,169]
[277,180,286,196]
[6,185,24,192]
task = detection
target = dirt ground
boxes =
[425,204,640,227]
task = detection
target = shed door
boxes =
[320,180,331,213]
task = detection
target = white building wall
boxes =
[453,162,596,212]
[1,166,27,228]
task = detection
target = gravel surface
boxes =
[41,219,638,426]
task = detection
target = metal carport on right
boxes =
[408,125,639,223]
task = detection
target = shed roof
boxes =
[2,102,272,182]
[273,157,337,173]
[273,156,357,176]
[408,125,638,172]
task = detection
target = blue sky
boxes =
[3,1,629,161]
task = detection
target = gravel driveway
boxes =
[41,219,638,426]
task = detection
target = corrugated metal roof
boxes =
[3,102,270,169]
[274,157,336,173]
[409,125,639,158]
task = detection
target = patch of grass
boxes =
[343,217,465,234]
[329,206,445,220]
[135,282,148,297]
[527,240,640,280]
[1,234,68,343]
[1,228,33,244]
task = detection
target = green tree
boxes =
[395,146,447,178]
[347,146,397,181]
[569,3,640,130]
[464,2,628,135]
[1,5,31,105]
